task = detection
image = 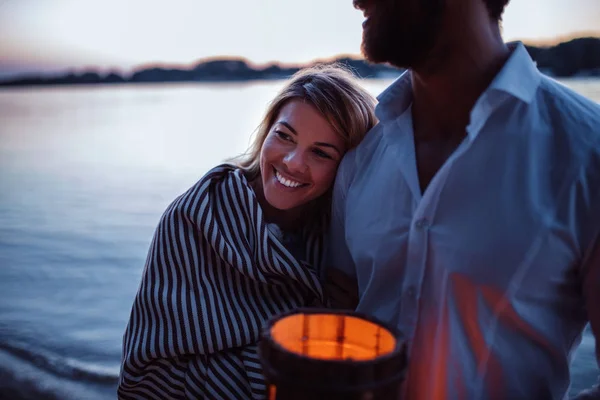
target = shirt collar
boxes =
[466,42,542,140]
[374,41,542,125]
[375,70,413,123]
[486,41,541,104]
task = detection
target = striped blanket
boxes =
[118,164,326,399]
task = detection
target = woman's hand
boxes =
[325,268,360,310]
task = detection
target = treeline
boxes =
[1,37,599,87]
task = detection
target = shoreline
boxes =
[0,74,598,92]
[0,348,117,400]
[1,37,599,88]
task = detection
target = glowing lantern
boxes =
[259,309,407,400]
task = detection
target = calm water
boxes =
[0,78,599,399]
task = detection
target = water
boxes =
[0,78,599,399]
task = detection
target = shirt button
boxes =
[414,218,429,229]
[406,286,416,297]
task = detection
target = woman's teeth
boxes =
[275,171,303,188]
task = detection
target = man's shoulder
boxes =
[338,123,387,179]
[535,77,600,198]
[538,75,600,110]
[536,76,600,142]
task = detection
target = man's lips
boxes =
[353,0,367,10]
[354,0,373,20]
[353,0,371,13]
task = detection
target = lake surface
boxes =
[0,78,599,399]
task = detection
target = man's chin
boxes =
[361,40,383,64]
[361,42,397,66]
[362,39,424,69]
[361,30,401,65]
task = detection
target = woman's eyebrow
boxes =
[278,120,341,155]
[278,121,298,135]
[315,142,342,155]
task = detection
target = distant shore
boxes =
[1,37,599,88]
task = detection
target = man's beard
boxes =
[361,0,446,69]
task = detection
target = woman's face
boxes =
[259,99,346,211]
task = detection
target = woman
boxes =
[118,65,377,400]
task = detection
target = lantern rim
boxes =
[260,308,406,366]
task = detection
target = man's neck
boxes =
[410,21,510,141]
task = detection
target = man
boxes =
[327,0,600,398]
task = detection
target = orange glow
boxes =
[270,312,396,361]
[406,273,560,400]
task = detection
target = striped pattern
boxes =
[118,164,325,399]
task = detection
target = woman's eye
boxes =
[275,130,292,141]
[313,148,332,159]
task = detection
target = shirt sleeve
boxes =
[575,232,600,399]
[325,155,357,280]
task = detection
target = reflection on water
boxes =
[0,78,599,399]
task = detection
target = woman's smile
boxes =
[273,166,309,189]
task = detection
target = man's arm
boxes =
[324,159,359,309]
[574,232,600,399]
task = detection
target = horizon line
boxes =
[2,32,599,80]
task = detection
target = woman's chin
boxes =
[265,194,314,215]
[264,188,308,212]
[266,199,301,212]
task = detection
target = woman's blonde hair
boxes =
[233,63,378,180]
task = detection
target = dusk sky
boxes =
[0,0,599,78]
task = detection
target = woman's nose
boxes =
[283,150,307,173]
